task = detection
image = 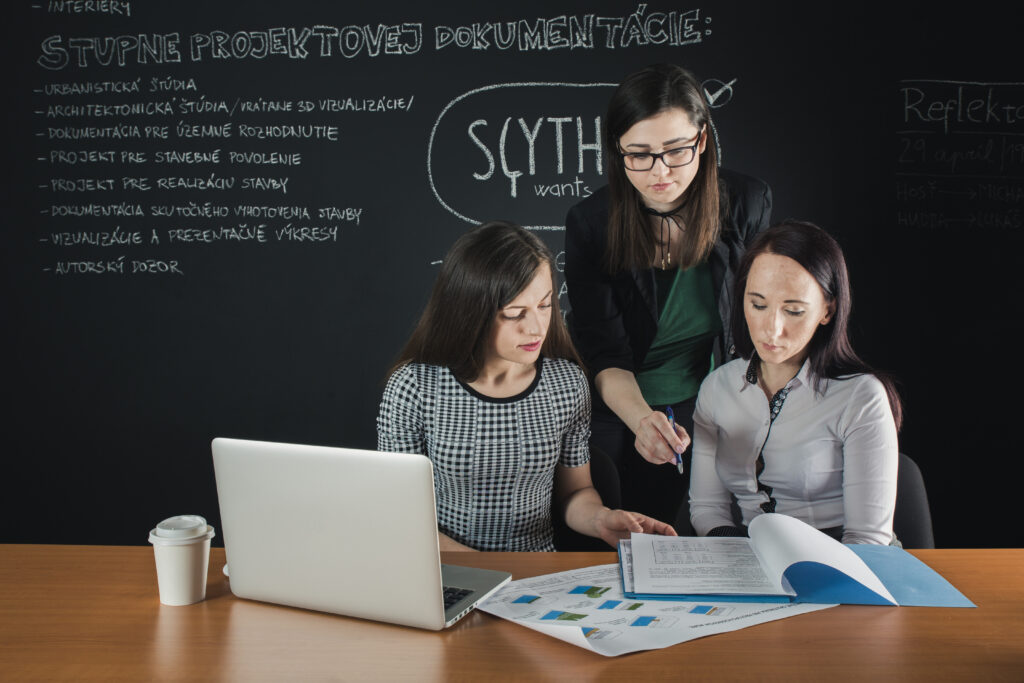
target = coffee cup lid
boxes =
[149,515,215,545]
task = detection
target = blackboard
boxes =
[4,2,1021,548]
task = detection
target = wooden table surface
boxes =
[1,545,1022,682]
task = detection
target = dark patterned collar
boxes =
[745,356,760,385]
[743,356,812,391]
[745,356,792,421]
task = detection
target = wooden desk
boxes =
[0,546,1021,681]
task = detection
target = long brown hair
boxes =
[732,221,903,430]
[389,221,582,382]
[605,63,722,273]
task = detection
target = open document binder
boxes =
[619,513,973,607]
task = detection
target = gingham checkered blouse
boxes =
[377,357,591,551]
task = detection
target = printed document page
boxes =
[478,563,833,657]
[630,534,793,596]
[630,515,897,603]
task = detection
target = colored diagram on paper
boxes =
[630,615,679,628]
[657,602,735,617]
[597,600,644,611]
[581,627,621,641]
[690,604,724,616]
[477,563,837,656]
[541,610,587,622]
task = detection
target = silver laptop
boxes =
[211,437,511,630]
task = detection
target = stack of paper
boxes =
[620,513,974,607]
[476,562,835,656]
[479,514,972,656]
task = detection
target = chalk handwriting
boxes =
[318,207,363,224]
[895,81,1024,230]
[48,228,143,247]
[313,96,415,112]
[37,8,706,69]
[190,25,423,61]
[49,178,115,191]
[275,225,340,241]
[167,225,268,243]
[139,175,296,193]
[150,76,198,92]
[154,150,219,164]
[48,203,145,217]
[236,124,338,140]
[48,257,182,275]
[47,125,170,139]
[534,177,594,198]
[178,97,239,116]
[434,6,706,51]
[43,101,175,117]
[38,33,184,70]
[902,82,1024,134]
[429,82,615,227]
[233,205,309,219]
[47,1,131,16]
[36,25,425,69]
[41,79,141,95]
[467,115,603,197]
[228,151,303,166]
[176,122,231,138]
[47,150,145,164]
[51,257,127,274]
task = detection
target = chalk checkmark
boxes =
[703,78,737,106]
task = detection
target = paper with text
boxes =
[627,514,897,605]
[630,533,793,596]
[477,563,834,657]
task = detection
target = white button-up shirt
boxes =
[689,357,898,544]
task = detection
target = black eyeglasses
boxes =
[620,131,703,171]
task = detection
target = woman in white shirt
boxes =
[688,221,903,544]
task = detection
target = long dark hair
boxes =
[390,221,582,382]
[732,221,903,430]
[605,63,722,273]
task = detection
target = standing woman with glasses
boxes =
[564,63,772,531]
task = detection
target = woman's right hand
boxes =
[593,369,691,467]
[634,410,690,466]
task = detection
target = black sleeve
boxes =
[564,196,637,376]
[739,175,773,246]
[720,169,773,246]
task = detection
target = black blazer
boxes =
[564,169,772,409]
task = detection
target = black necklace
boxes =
[642,205,682,270]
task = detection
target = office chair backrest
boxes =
[894,452,935,549]
[712,452,935,548]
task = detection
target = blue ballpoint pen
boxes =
[666,407,684,474]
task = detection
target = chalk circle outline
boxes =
[701,78,736,108]
[427,82,617,231]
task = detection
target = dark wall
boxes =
[4,2,1021,547]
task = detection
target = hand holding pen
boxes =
[633,407,690,468]
[666,407,685,475]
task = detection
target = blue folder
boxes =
[620,544,974,607]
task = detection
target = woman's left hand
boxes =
[594,509,677,548]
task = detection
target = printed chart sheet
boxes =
[478,564,834,656]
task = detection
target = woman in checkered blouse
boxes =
[377,221,677,551]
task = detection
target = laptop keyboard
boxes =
[443,586,473,609]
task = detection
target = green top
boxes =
[635,262,720,405]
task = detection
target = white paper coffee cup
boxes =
[149,515,216,606]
